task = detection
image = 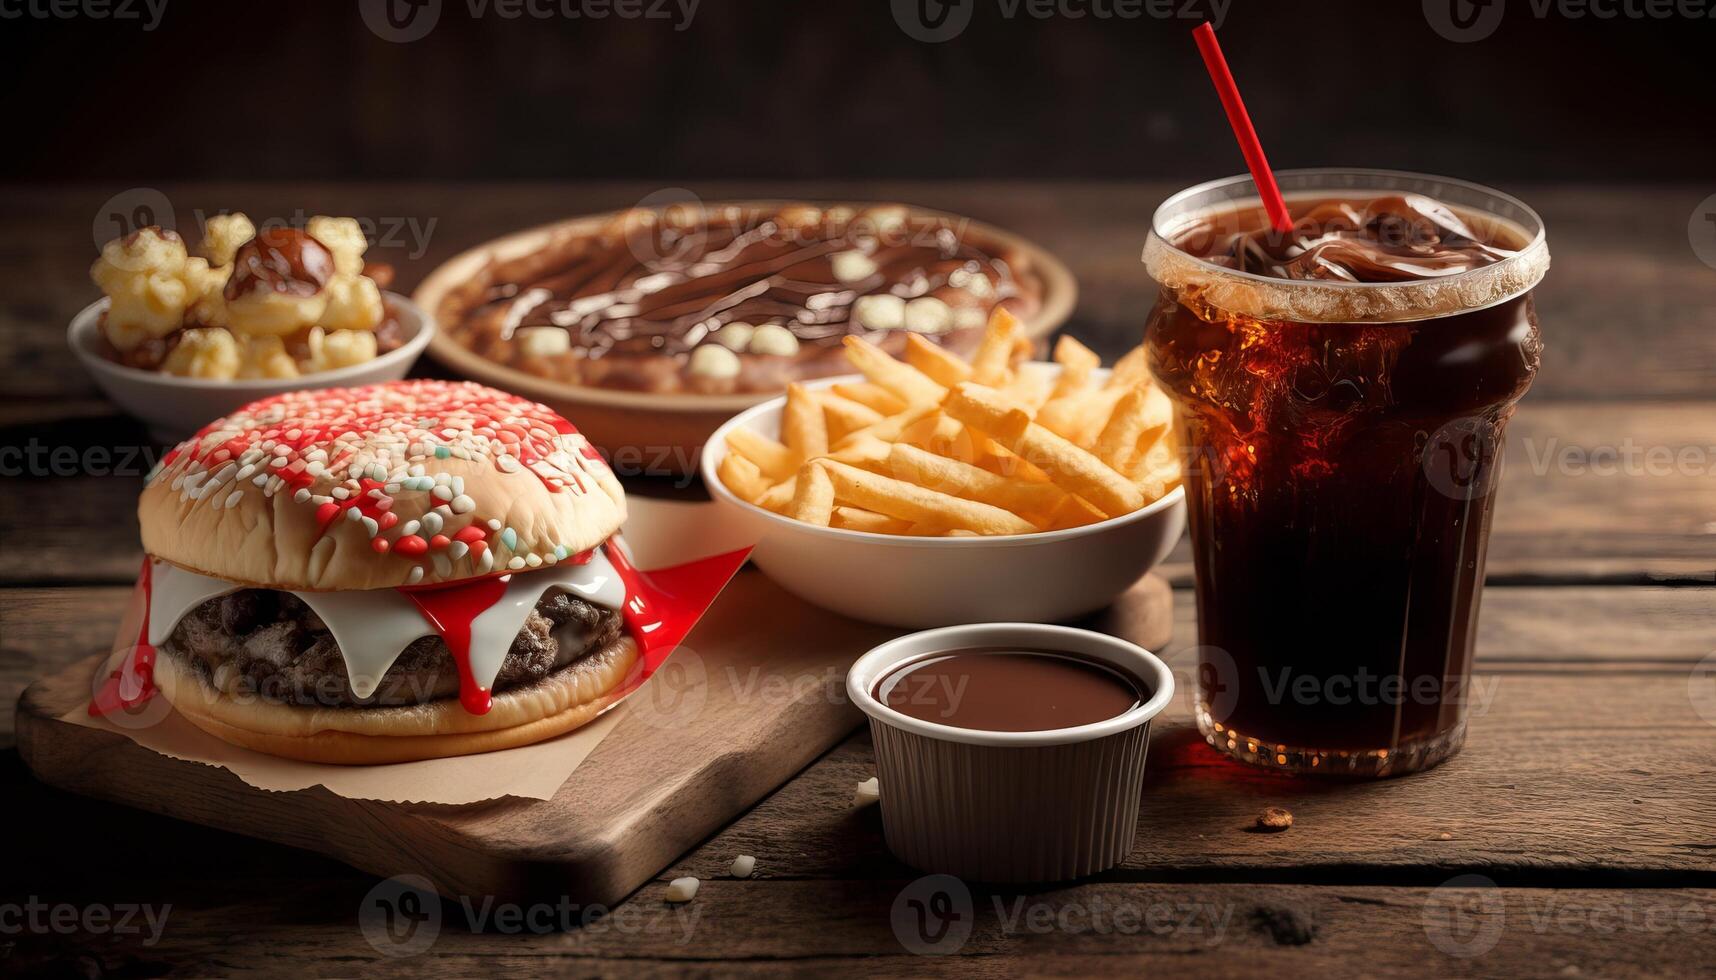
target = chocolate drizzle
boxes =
[441,204,1044,393]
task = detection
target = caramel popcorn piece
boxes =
[93,227,188,279]
[160,327,240,379]
[237,335,300,380]
[182,257,232,327]
[91,228,193,339]
[299,326,378,373]
[306,215,369,277]
[228,289,327,337]
[199,212,255,266]
[316,273,384,332]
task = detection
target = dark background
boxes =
[3,0,1710,185]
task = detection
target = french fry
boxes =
[782,383,828,461]
[886,443,1063,521]
[787,462,835,526]
[971,307,1021,386]
[725,427,797,482]
[1142,384,1173,430]
[1108,344,1148,388]
[832,382,908,416]
[757,476,797,513]
[819,459,1037,534]
[1000,366,1052,413]
[1038,385,1129,445]
[1130,432,1183,500]
[904,333,973,388]
[947,383,1144,517]
[831,505,911,534]
[718,452,771,503]
[1042,493,1108,530]
[824,433,893,467]
[833,404,936,450]
[942,383,1032,444]
[1014,423,1144,517]
[972,440,1053,484]
[1051,335,1101,398]
[900,412,970,457]
[818,391,886,441]
[1092,386,1168,474]
[842,335,946,405]
[763,323,1159,536]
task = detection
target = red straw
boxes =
[1191,22,1293,234]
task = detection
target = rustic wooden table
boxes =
[4,182,1713,977]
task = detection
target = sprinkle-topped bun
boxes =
[139,380,626,590]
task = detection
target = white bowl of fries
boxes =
[702,312,1186,627]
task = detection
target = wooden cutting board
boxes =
[15,571,1172,908]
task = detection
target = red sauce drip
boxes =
[89,559,157,717]
[601,542,752,688]
[88,543,753,723]
[400,575,512,715]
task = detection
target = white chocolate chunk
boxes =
[948,266,995,297]
[831,250,878,284]
[854,776,880,806]
[664,877,700,903]
[860,205,909,238]
[853,294,905,331]
[747,323,799,356]
[954,306,987,331]
[903,296,953,334]
[517,326,572,357]
[688,343,741,378]
[711,322,754,350]
[729,855,756,878]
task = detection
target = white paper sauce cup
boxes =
[848,623,1175,883]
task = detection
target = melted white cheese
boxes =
[146,553,627,700]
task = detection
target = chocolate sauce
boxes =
[439,204,1046,393]
[873,649,1142,733]
[1176,194,1522,283]
[225,227,335,299]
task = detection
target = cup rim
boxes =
[1147,167,1548,287]
[846,623,1176,747]
[700,369,1187,549]
[1142,168,1551,325]
[66,291,434,390]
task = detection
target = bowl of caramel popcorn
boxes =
[70,213,433,440]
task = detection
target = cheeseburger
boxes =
[120,379,645,764]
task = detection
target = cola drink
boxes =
[1144,170,1549,777]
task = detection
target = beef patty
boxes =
[160,588,623,708]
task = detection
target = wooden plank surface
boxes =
[3,181,1714,403]
[4,182,1713,976]
[4,877,1712,978]
[6,401,1712,587]
[7,582,1711,878]
[11,572,1175,901]
[7,579,1713,974]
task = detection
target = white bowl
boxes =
[700,368,1186,627]
[68,293,434,443]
